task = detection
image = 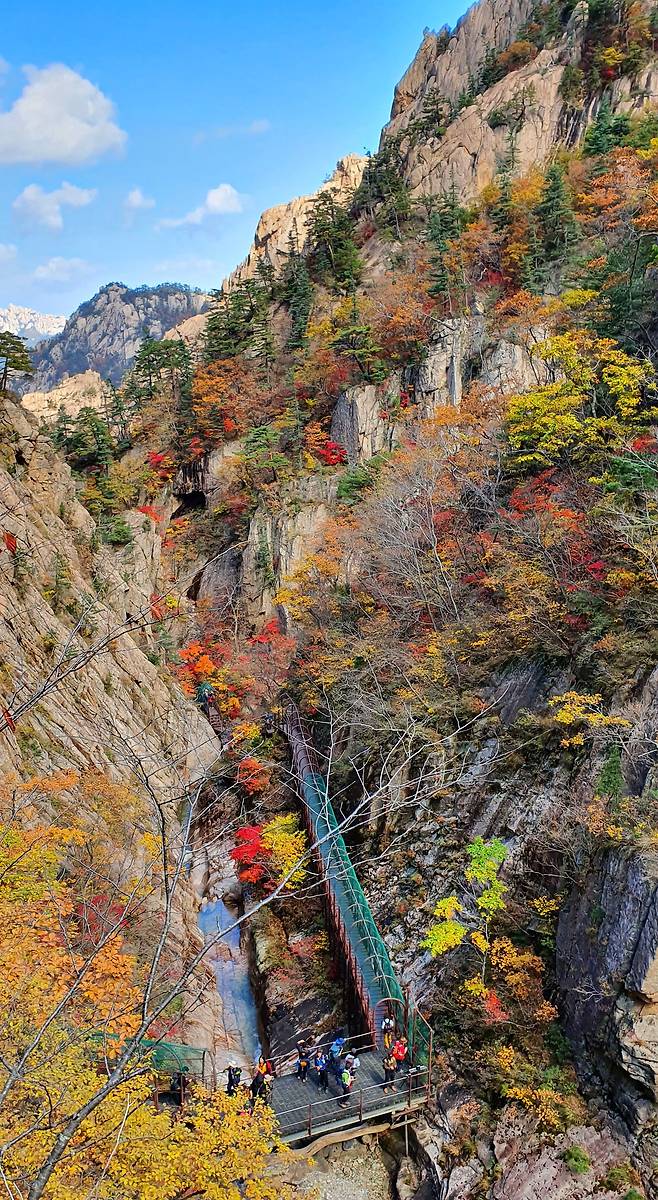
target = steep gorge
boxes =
[5,0,658,1196]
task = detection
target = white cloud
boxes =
[0,63,126,165]
[157,183,243,229]
[33,256,92,284]
[13,181,96,231]
[0,243,17,265]
[193,118,270,146]
[123,186,155,224]
[0,58,9,79]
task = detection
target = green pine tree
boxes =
[0,331,33,392]
[308,192,362,290]
[583,100,630,157]
[536,163,578,261]
[330,294,386,381]
[281,233,314,350]
[427,187,465,298]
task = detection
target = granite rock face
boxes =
[0,397,218,793]
[21,369,105,422]
[557,850,658,1146]
[29,282,210,391]
[225,154,367,290]
[388,0,537,119]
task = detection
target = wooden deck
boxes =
[270,1053,429,1144]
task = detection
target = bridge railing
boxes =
[274,1066,430,1139]
[266,1028,380,1078]
[283,706,433,1073]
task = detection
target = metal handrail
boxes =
[274,1067,430,1136]
[265,1028,378,1077]
[281,704,434,1078]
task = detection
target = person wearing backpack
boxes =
[338,1064,353,1108]
[226,1064,242,1097]
[382,1049,397,1093]
[295,1044,310,1083]
[381,1014,395,1050]
[392,1036,408,1071]
[329,1036,345,1081]
[314,1049,329,1093]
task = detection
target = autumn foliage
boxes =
[230,814,307,890]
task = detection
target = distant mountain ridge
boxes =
[28,282,211,391]
[0,303,66,346]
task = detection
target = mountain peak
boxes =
[0,303,66,347]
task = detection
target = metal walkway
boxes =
[270,705,433,1144]
[271,1051,428,1142]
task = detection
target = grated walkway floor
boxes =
[270,1053,428,1143]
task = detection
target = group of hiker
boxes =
[224,1054,275,1112]
[225,1021,410,1115]
[293,1030,409,1107]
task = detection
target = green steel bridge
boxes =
[142,703,434,1145]
[267,705,433,1144]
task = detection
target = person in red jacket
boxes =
[392,1036,408,1070]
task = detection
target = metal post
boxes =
[307,1103,313,1137]
[427,1028,433,1104]
[405,1119,409,1157]
[358,1088,363,1123]
[407,1070,412,1109]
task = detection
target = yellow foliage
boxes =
[495,1044,516,1072]
[548,691,630,746]
[463,975,489,998]
[261,813,307,888]
[506,330,656,465]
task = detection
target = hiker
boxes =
[329,1036,345,1080]
[195,680,214,717]
[338,1064,353,1108]
[344,1051,360,1076]
[381,1013,395,1049]
[170,1070,187,1106]
[226,1064,242,1097]
[392,1036,408,1071]
[295,1044,310,1082]
[250,1072,269,1108]
[314,1048,329,1093]
[382,1049,397,1094]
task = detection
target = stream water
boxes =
[198,897,262,1068]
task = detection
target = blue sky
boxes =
[0,0,465,316]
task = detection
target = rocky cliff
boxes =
[28,282,210,391]
[6,0,658,1195]
[225,154,367,290]
[0,396,228,1062]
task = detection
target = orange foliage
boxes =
[191,359,273,447]
[370,264,434,364]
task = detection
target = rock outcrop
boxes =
[21,369,105,422]
[28,282,210,391]
[240,475,337,622]
[388,0,536,120]
[225,155,367,290]
[380,3,658,208]
[0,396,218,792]
[557,848,658,1164]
